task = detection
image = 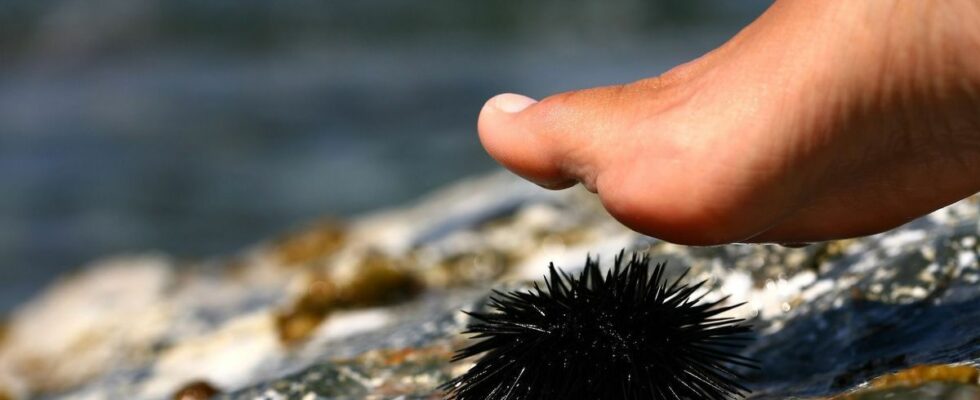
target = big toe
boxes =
[478,86,635,191]
[478,93,567,188]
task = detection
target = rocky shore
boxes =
[1,172,978,399]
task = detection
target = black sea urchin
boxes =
[442,252,757,400]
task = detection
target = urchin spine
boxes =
[442,252,757,400]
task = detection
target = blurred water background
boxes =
[0,0,770,313]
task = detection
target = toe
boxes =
[478,86,635,191]
[478,93,572,189]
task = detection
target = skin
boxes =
[477,0,980,245]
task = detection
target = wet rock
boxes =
[0,255,174,394]
[223,345,454,399]
[0,173,976,399]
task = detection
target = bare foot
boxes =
[478,0,980,245]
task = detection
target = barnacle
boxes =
[172,380,220,400]
[443,252,756,400]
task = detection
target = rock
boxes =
[0,255,174,394]
[0,171,977,399]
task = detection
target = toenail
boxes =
[491,93,538,113]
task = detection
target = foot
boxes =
[478,0,980,245]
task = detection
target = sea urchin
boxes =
[442,252,756,400]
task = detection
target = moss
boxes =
[274,274,337,344]
[868,364,979,388]
[337,253,423,307]
[836,364,980,399]
[275,307,329,345]
[841,383,980,400]
[275,252,422,344]
[273,221,346,266]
